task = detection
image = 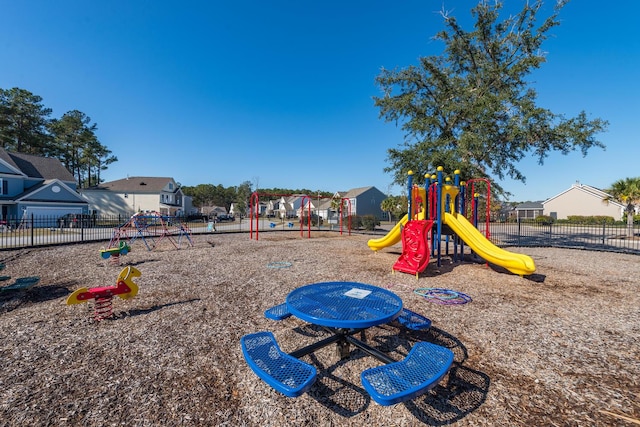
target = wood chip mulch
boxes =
[0,232,638,426]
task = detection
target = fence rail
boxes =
[0,214,305,250]
[1,214,639,255]
[481,221,640,255]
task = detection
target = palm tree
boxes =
[381,195,408,223]
[604,177,640,236]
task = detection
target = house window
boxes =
[169,183,174,190]
[0,179,6,195]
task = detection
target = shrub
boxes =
[534,215,555,225]
[566,215,615,225]
[361,215,380,231]
[301,214,323,226]
[348,215,363,230]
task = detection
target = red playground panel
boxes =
[393,220,433,276]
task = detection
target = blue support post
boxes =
[452,171,461,261]
[444,178,451,257]
[429,174,437,254]
[436,167,443,267]
[458,177,466,259]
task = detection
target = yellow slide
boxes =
[367,210,425,251]
[443,212,535,276]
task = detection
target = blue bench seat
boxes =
[361,341,454,406]
[0,276,40,292]
[241,331,317,397]
[264,303,291,321]
[395,308,432,330]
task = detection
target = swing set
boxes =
[249,193,352,240]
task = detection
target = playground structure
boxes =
[249,193,352,240]
[107,211,193,252]
[368,167,536,277]
[66,266,141,321]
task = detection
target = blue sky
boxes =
[1,1,638,202]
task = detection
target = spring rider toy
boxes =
[67,266,141,320]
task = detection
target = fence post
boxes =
[30,214,34,247]
[602,221,606,246]
[548,223,552,246]
[517,220,521,246]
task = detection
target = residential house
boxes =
[255,195,304,218]
[201,205,228,217]
[270,196,300,219]
[80,176,188,217]
[264,199,278,217]
[279,197,298,218]
[543,182,625,220]
[299,196,333,221]
[0,148,87,226]
[254,187,388,223]
[335,186,387,219]
[296,186,389,222]
[514,202,544,221]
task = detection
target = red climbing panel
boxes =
[393,220,433,276]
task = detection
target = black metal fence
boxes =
[0,214,212,250]
[481,221,640,255]
[0,214,310,250]
[1,214,639,255]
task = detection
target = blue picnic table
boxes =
[287,281,403,329]
[241,281,454,406]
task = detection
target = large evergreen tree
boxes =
[374,1,608,193]
[48,110,99,187]
[0,87,118,186]
[81,134,117,187]
[0,88,53,154]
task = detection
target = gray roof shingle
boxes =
[89,176,176,193]
[0,148,75,181]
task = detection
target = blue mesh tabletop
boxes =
[286,282,403,328]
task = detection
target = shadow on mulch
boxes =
[405,363,490,426]
[486,263,547,283]
[307,352,372,417]
[0,250,34,265]
[97,258,159,268]
[0,283,71,314]
[22,284,70,302]
[123,298,201,318]
[290,323,488,424]
[125,259,160,267]
[524,273,546,283]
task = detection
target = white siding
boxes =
[544,187,623,220]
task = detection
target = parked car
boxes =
[59,213,94,228]
[185,213,207,222]
[216,214,235,222]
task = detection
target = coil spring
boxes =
[94,296,113,321]
[109,253,121,266]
